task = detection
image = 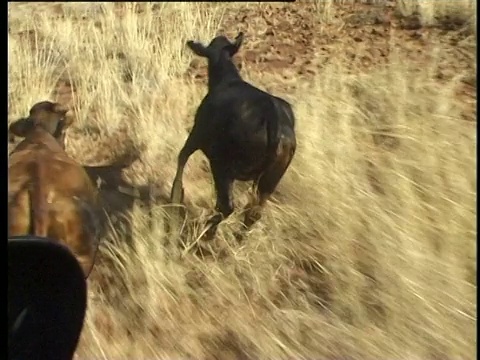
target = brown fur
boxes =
[8,101,101,278]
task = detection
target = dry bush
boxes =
[396,0,476,33]
[312,0,382,24]
[314,0,476,34]
[8,2,476,360]
[398,0,475,21]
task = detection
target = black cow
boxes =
[170,32,296,238]
[8,236,87,360]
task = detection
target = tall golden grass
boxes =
[8,2,476,359]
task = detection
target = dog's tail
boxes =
[28,159,50,238]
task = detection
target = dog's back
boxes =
[8,101,100,277]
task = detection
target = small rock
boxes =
[373,15,387,25]
[436,70,446,80]
[401,14,422,30]
[244,50,257,63]
[265,28,275,36]
[410,31,423,39]
[190,58,201,69]
[368,48,382,58]
[278,20,291,31]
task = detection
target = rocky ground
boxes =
[9,1,476,124]
[212,2,475,121]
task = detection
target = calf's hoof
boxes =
[203,213,223,240]
[243,209,262,228]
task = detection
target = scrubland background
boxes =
[8,1,476,359]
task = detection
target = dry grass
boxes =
[8,1,476,359]
[315,0,476,33]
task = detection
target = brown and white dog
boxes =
[8,101,101,278]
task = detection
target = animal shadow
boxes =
[83,152,168,249]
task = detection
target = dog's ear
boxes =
[54,103,74,131]
[53,103,69,116]
[61,111,74,129]
[9,118,34,139]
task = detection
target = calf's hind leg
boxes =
[204,161,234,239]
[244,142,295,228]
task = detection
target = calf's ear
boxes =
[227,32,244,56]
[9,118,34,139]
[186,40,209,58]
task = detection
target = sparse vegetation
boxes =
[8,1,476,359]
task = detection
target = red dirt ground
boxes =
[10,2,475,125]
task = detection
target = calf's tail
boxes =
[262,100,282,170]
